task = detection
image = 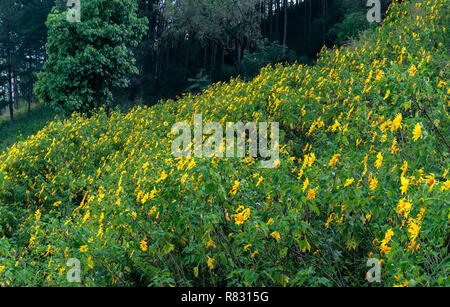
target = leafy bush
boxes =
[34,0,148,115]
[0,0,448,287]
[242,41,297,78]
[327,11,373,46]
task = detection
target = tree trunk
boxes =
[13,71,19,110]
[28,54,33,117]
[210,41,217,82]
[308,0,312,44]
[269,0,273,40]
[283,0,288,56]
[235,40,242,75]
[8,65,14,123]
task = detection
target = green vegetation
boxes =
[0,103,54,151]
[34,0,148,115]
[0,0,448,287]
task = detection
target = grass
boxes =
[0,102,55,151]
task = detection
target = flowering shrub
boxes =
[0,0,448,286]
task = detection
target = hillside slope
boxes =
[0,0,448,286]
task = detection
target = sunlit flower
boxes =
[412,123,422,141]
[140,240,148,252]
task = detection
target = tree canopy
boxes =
[34,0,148,115]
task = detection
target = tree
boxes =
[17,0,54,117]
[35,0,148,116]
[165,0,263,75]
[0,0,22,123]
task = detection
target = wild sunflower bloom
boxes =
[305,152,315,166]
[400,161,408,177]
[374,152,383,169]
[412,123,422,141]
[375,70,384,81]
[408,64,417,76]
[307,188,316,200]
[400,176,409,195]
[380,228,394,253]
[140,240,148,252]
[270,231,281,241]
[343,178,354,187]
[302,177,309,192]
[328,154,341,167]
[233,207,250,225]
[391,113,402,132]
[35,209,41,222]
[369,176,378,191]
[256,176,264,187]
[391,137,398,153]
[206,238,216,249]
[396,198,412,217]
[207,256,215,270]
[426,173,435,191]
[230,180,240,195]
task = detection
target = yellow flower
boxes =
[80,245,88,253]
[374,152,383,169]
[328,154,341,167]
[206,238,216,249]
[325,213,334,228]
[207,256,215,270]
[375,70,384,81]
[391,137,398,153]
[256,176,264,187]
[302,177,309,192]
[244,244,252,251]
[230,180,240,195]
[408,64,417,76]
[233,207,250,225]
[400,161,408,177]
[391,113,402,132]
[306,152,315,166]
[396,198,412,217]
[344,178,354,187]
[35,209,41,222]
[441,180,450,192]
[426,173,435,191]
[400,176,409,195]
[383,89,391,100]
[156,170,168,183]
[307,188,316,200]
[369,176,378,191]
[412,123,422,141]
[87,256,94,269]
[380,228,394,253]
[270,231,281,241]
[140,240,148,252]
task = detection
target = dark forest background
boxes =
[0,0,392,123]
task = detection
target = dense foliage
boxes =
[1,0,390,119]
[34,0,148,115]
[0,0,448,286]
